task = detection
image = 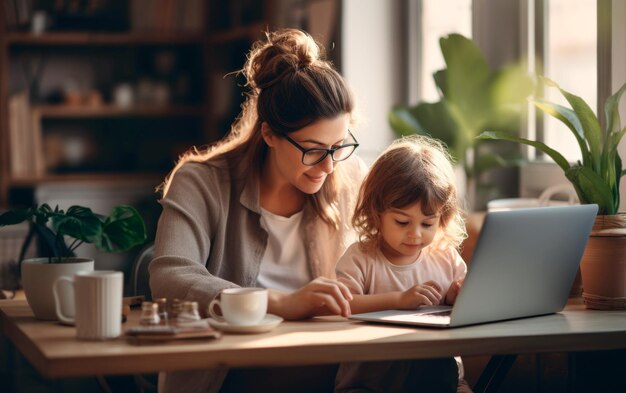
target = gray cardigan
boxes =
[150,155,366,393]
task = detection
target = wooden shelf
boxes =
[0,1,273,207]
[6,26,266,47]
[33,105,205,119]
[6,32,204,46]
[207,23,265,45]
[9,172,166,187]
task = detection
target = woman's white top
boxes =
[257,207,311,292]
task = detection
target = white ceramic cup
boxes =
[487,184,579,212]
[208,288,268,326]
[53,271,123,340]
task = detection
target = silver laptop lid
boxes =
[449,204,598,327]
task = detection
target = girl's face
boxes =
[263,114,351,195]
[379,201,441,265]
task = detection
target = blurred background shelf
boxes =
[9,172,165,187]
[207,23,266,45]
[33,104,205,118]
[5,32,205,46]
[0,0,280,209]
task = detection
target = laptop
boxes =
[349,204,598,328]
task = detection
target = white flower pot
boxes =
[21,258,94,320]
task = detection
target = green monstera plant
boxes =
[0,204,147,263]
[389,33,535,207]
[479,78,626,215]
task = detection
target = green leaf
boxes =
[474,152,524,174]
[433,69,448,97]
[99,206,147,253]
[610,126,626,151]
[0,208,32,226]
[413,102,463,156]
[33,204,55,226]
[614,154,622,210]
[388,106,426,137]
[565,166,616,214]
[477,131,570,172]
[389,102,464,161]
[0,203,147,261]
[540,76,559,88]
[490,63,535,110]
[33,224,65,259]
[440,33,490,125]
[605,82,626,136]
[52,206,102,244]
[532,99,592,165]
[556,84,603,170]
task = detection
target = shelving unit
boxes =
[0,0,274,208]
[9,172,165,187]
[33,104,205,118]
[0,0,344,210]
[5,31,205,45]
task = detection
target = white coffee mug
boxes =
[53,271,123,340]
[208,288,268,326]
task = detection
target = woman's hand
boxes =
[445,278,464,305]
[268,277,353,320]
[398,280,442,309]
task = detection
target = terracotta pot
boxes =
[580,213,626,310]
[21,258,95,320]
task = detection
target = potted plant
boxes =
[478,78,626,309]
[389,33,535,209]
[0,204,147,319]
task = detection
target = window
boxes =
[540,0,597,162]
[417,0,472,102]
[521,0,600,197]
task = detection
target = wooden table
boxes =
[2,299,626,382]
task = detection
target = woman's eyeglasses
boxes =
[281,130,359,166]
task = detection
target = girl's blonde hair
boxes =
[353,135,466,251]
[159,29,355,229]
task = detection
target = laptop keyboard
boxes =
[415,310,452,318]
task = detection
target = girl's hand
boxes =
[268,277,353,320]
[398,280,442,309]
[445,278,464,305]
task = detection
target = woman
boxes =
[150,28,367,392]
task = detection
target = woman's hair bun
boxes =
[244,29,325,90]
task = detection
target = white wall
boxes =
[342,0,402,165]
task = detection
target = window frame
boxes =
[519,0,626,204]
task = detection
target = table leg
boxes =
[473,354,518,393]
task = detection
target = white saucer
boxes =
[207,314,283,334]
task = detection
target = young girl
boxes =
[335,135,468,393]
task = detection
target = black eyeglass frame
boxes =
[281,130,360,166]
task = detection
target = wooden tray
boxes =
[125,325,221,343]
